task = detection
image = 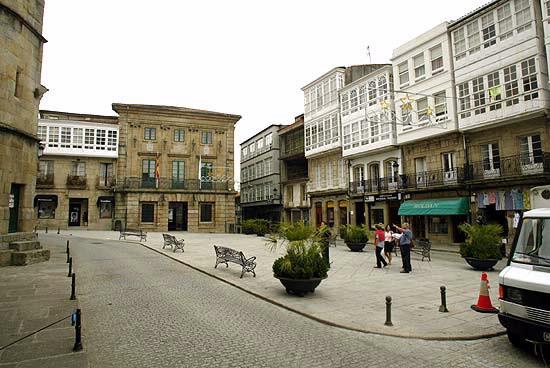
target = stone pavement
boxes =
[0,238,88,367]
[61,230,507,340]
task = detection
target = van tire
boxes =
[507,330,525,347]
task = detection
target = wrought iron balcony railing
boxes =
[36,173,54,187]
[403,168,465,190]
[465,152,550,181]
[67,175,87,188]
[96,176,115,189]
[119,177,231,191]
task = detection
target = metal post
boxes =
[70,273,76,300]
[57,227,60,234]
[73,309,83,352]
[384,296,393,326]
[66,247,70,263]
[68,257,72,277]
[66,240,70,254]
[45,227,48,234]
[439,286,449,313]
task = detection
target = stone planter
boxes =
[464,257,499,271]
[275,276,327,297]
[345,242,367,252]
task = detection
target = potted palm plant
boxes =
[271,222,329,297]
[340,224,369,252]
[459,223,503,271]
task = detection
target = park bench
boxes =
[213,245,257,278]
[328,233,337,247]
[162,233,184,253]
[412,239,431,262]
[119,229,147,242]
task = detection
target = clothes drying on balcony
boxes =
[476,190,525,211]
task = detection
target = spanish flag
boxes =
[155,153,160,189]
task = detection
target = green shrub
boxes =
[459,223,503,260]
[340,225,369,244]
[242,219,257,234]
[279,222,316,242]
[242,219,271,235]
[272,240,329,279]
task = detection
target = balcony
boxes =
[465,152,550,183]
[96,176,115,189]
[349,177,403,195]
[403,168,465,190]
[119,177,231,191]
[66,175,87,189]
[36,173,54,188]
[307,178,346,193]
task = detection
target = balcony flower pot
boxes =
[274,275,327,297]
[459,223,503,271]
[345,241,367,252]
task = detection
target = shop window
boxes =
[429,216,448,234]
[371,209,384,226]
[99,202,113,219]
[200,203,214,222]
[141,203,155,223]
[38,201,55,219]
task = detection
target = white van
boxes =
[498,186,550,348]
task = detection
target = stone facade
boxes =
[113,103,240,233]
[0,1,47,234]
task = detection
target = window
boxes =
[256,138,264,151]
[458,82,471,118]
[144,127,156,140]
[316,85,323,109]
[497,3,513,40]
[60,127,71,148]
[38,200,55,219]
[107,130,117,151]
[370,118,379,143]
[368,80,377,106]
[504,65,519,106]
[430,45,443,73]
[413,53,425,80]
[48,126,59,147]
[520,135,542,165]
[141,203,155,223]
[37,126,47,141]
[200,131,213,145]
[378,76,388,99]
[487,71,502,111]
[265,133,273,146]
[142,159,156,187]
[172,161,185,185]
[353,165,364,184]
[249,142,255,154]
[200,162,213,189]
[472,77,486,115]
[386,160,399,184]
[341,93,349,115]
[417,97,428,122]
[70,161,86,176]
[242,146,248,157]
[264,158,271,175]
[415,157,426,174]
[546,0,550,16]
[398,62,409,86]
[39,160,54,177]
[14,67,22,97]
[481,12,496,48]
[453,28,466,59]
[429,217,448,234]
[369,164,380,183]
[481,143,500,171]
[515,0,531,32]
[99,201,113,219]
[343,125,351,149]
[521,58,538,101]
[301,184,307,202]
[96,129,106,150]
[442,152,455,172]
[73,128,83,148]
[330,76,337,102]
[359,85,366,106]
[350,89,358,112]
[467,20,480,54]
[84,129,94,149]
[174,128,185,142]
[434,91,447,122]
[99,163,113,186]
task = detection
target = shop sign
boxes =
[365,193,402,202]
[8,194,15,209]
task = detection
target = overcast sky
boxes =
[40,0,487,184]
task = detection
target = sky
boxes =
[40,0,488,184]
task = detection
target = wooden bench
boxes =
[162,234,184,253]
[213,245,257,278]
[119,229,147,242]
[412,239,431,262]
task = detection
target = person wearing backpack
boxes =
[374,224,388,268]
[394,223,413,273]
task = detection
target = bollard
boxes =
[45,227,48,234]
[57,227,60,234]
[384,296,393,326]
[66,248,70,263]
[70,273,76,300]
[68,257,72,277]
[439,286,449,313]
[73,309,83,352]
[66,240,70,254]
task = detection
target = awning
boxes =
[398,197,469,216]
[34,195,58,207]
[97,196,115,206]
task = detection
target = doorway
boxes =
[315,202,322,227]
[355,201,365,226]
[69,198,88,227]
[168,202,188,231]
[411,216,426,238]
[8,184,22,233]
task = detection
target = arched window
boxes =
[368,80,377,105]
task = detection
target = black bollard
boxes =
[70,273,76,300]
[68,257,72,277]
[72,309,83,352]
[66,248,70,263]
[439,286,449,312]
[66,240,70,254]
[57,227,60,234]
[45,227,48,234]
[385,296,393,326]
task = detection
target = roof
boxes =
[278,116,304,135]
[449,0,502,29]
[112,103,241,123]
[240,124,285,146]
[523,208,550,218]
[301,66,346,91]
[39,110,118,125]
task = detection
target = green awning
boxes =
[398,198,469,216]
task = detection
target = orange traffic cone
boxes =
[471,272,498,313]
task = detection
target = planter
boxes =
[464,257,499,271]
[274,276,327,297]
[345,242,367,252]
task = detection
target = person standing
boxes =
[394,223,412,273]
[374,224,388,268]
[383,224,395,265]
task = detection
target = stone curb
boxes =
[135,240,506,342]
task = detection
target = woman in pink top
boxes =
[384,224,395,265]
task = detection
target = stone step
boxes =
[0,250,13,267]
[11,249,50,266]
[0,232,38,249]
[9,241,42,252]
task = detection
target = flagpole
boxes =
[198,154,202,190]
[155,152,160,189]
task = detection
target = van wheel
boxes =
[507,330,525,347]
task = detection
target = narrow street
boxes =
[61,235,544,368]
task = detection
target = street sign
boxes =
[8,194,14,209]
